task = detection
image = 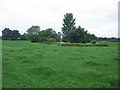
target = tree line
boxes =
[2,28,21,40]
[2,13,119,43]
[2,27,61,43]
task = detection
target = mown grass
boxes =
[2,40,118,88]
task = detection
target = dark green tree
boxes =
[67,26,97,43]
[61,13,76,42]
[38,28,60,42]
[2,28,21,40]
[68,26,87,43]
[11,30,21,40]
[20,33,27,40]
[2,28,12,40]
[89,34,97,41]
[26,26,40,42]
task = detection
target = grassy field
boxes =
[0,40,2,89]
[2,40,118,88]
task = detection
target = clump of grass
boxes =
[114,58,120,61]
[85,60,108,66]
[9,50,14,52]
[30,66,56,75]
[91,40,96,44]
[108,79,118,87]
[85,61,98,66]
[22,59,33,63]
[89,56,97,59]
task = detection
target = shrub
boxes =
[96,44,109,46]
[58,42,108,47]
[91,40,96,44]
[31,40,39,43]
[45,38,56,44]
[39,37,47,42]
[47,38,56,42]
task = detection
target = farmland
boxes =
[2,40,118,88]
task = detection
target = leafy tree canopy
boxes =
[2,28,21,40]
[39,28,61,42]
[26,26,40,42]
[61,13,97,43]
[61,13,76,41]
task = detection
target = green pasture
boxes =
[2,40,118,88]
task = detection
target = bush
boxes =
[47,38,56,42]
[39,37,48,42]
[39,37,57,44]
[58,42,108,47]
[96,44,109,46]
[45,38,56,44]
[59,43,90,46]
[91,40,96,44]
[31,40,39,43]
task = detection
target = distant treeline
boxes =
[2,27,61,42]
[1,13,119,43]
[2,27,119,42]
[98,37,120,42]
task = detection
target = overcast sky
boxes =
[0,0,119,37]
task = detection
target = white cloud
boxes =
[0,0,119,37]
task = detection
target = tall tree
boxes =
[61,13,76,42]
[26,26,40,42]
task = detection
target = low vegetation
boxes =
[2,40,118,88]
[58,42,109,47]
